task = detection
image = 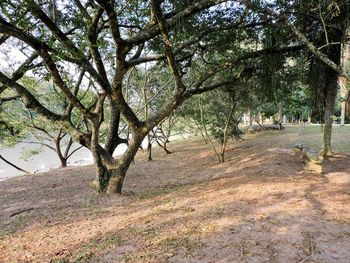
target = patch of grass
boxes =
[151,208,178,217]
[157,236,199,254]
[139,250,155,260]
[213,207,226,217]
[286,126,350,153]
[0,214,32,240]
[71,233,123,262]
[138,185,188,200]
[155,197,174,206]
[83,197,99,208]
[86,233,123,251]
[184,223,216,237]
[123,255,133,263]
[74,253,93,263]
[160,219,177,227]
[127,226,142,235]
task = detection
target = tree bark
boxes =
[106,134,144,194]
[55,133,67,167]
[154,137,172,154]
[321,70,338,158]
[340,28,350,126]
[340,99,346,126]
[249,110,253,127]
[147,140,152,161]
[59,157,67,167]
[105,101,122,155]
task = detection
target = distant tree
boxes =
[240,0,349,158]
[0,76,89,167]
[183,84,251,163]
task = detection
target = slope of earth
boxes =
[0,126,349,263]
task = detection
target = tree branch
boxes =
[126,0,227,46]
[237,0,349,79]
[0,155,32,175]
[151,0,186,92]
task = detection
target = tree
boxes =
[0,0,305,193]
[239,0,349,158]
[0,77,87,167]
[339,28,350,125]
[182,84,250,163]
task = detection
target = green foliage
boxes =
[182,84,251,144]
[20,148,41,161]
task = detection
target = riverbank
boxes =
[1,127,350,262]
[0,133,190,181]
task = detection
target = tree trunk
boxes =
[60,157,67,167]
[162,140,172,154]
[340,99,346,126]
[219,151,225,163]
[259,112,263,124]
[321,71,338,158]
[278,102,282,125]
[249,110,253,126]
[55,137,67,167]
[106,135,144,194]
[156,139,172,154]
[147,141,152,161]
[340,27,350,126]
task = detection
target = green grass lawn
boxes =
[282,125,350,153]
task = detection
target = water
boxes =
[0,139,153,181]
[0,142,92,181]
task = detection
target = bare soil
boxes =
[0,127,350,263]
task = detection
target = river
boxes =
[0,142,132,181]
[0,133,189,181]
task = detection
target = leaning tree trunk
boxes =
[162,139,172,154]
[321,71,338,158]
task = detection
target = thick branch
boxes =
[87,7,110,90]
[12,2,110,90]
[95,0,125,50]
[237,0,349,79]
[73,0,91,21]
[0,155,32,175]
[0,96,20,104]
[0,72,65,122]
[151,0,186,92]
[126,0,227,46]
[21,141,56,152]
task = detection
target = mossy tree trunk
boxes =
[91,130,145,194]
[106,135,144,194]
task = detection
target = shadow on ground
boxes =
[0,127,350,262]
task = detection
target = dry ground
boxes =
[0,126,350,263]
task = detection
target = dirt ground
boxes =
[0,127,350,263]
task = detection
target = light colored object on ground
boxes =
[293,144,323,173]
